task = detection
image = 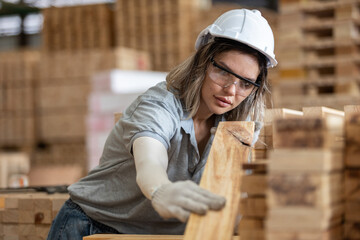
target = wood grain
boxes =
[83,235,241,240]
[183,121,254,240]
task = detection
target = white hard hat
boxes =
[195,9,277,68]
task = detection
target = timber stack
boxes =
[274,0,360,110]
[238,108,303,240]
[0,193,68,240]
[344,105,360,239]
[266,106,345,239]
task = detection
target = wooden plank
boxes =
[267,224,343,240]
[268,172,343,208]
[345,169,360,200]
[273,117,340,149]
[84,235,183,240]
[264,108,303,149]
[268,149,343,172]
[345,200,360,222]
[241,174,267,196]
[183,121,254,240]
[242,160,267,173]
[239,197,267,218]
[302,106,344,141]
[344,221,360,239]
[83,235,241,240]
[267,204,344,231]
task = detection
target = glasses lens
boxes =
[209,65,232,87]
[209,63,258,94]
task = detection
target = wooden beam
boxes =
[267,204,344,231]
[273,117,341,149]
[268,172,343,208]
[83,235,183,240]
[83,235,241,240]
[183,121,254,240]
[268,149,343,173]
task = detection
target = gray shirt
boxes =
[68,81,225,234]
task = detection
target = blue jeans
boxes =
[47,199,120,240]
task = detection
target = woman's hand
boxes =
[151,180,226,222]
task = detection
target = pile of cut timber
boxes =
[34,47,150,170]
[344,105,360,239]
[239,108,303,240]
[0,50,40,148]
[42,3,114,51]
[115,0,201,71]
[0,193,68,239]
[274,0,360,110]
[266,106,345,239]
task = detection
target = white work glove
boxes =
[151,180,226,222]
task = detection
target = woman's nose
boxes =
[224,82,237,96]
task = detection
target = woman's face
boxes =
[199,50,260,117]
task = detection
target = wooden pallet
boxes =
[0,193,68,240]
[266,106,345,238]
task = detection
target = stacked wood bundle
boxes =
[274,0,360,110]
[114,0,202,71]
[239,108,302,240]
[0,50,40,148]
[344,105,360,239]
[42,3,114,51]
[266,106,345,239]
[238,161,267,240]
[36,48,150,170]
[0,193,68,240]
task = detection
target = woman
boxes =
[47,8,277,239]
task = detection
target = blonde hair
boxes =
[166,38,270,122]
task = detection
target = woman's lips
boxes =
[215,96,232,107]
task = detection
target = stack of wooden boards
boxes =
[267,107,345,239]
[115,0,201,71]
[0,193,68,240]
[0,47,150,176]
[36,48,150,171]
[239,108,303,240]
[42,3,114,51]
[274,0,360,110]
[344,105,360,239]
[0,50,39,149]
[41,1,278,73]
[83,105,359,240]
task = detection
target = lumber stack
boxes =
[238,160,267,240]
[115,0,202,71]
[0,50,40,148]
[36,48,150,170]
[252,108,302,161]
[0,193,68,240]
[274,0,360,110]
[42,3,114,51]
[266,107,345,239]
[344,105,360,239]
[239,108,303,240]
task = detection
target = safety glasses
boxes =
[209,57,260,95]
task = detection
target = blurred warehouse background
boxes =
[0,0,359,185]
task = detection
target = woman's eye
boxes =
[219,70,230,77]
[241,80,252,89]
